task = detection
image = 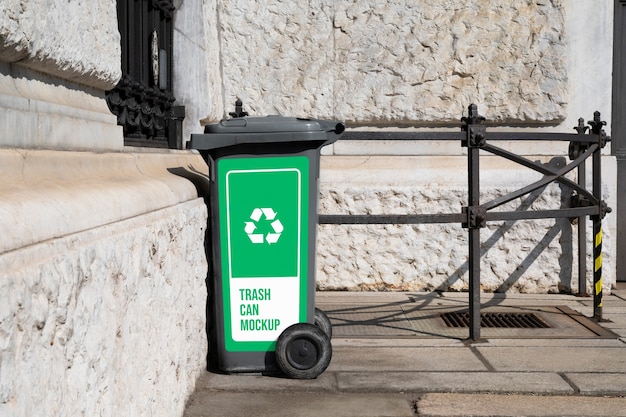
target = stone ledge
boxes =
[0,148,210,255]
[0,63,123,150]
[320,155,567,187]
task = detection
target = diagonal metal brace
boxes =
[481,143,599,211]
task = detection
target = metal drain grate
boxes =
[441,311,551,329]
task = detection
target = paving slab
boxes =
[439,292,582,301]
[579,298,626,308]
[330,346,487,371]
[336,371,573,394]
[612,288,626,300]
[600,321,626,336]
[565,304,594,316]
[183,392,415,417]
[471,338,626,348]
[322,302,419,337]
[476,346,626,372]
[193,369,336,392]
[479,299,591,308]
[416,393,626,417]
[318,292,598,308]
[316,292,415,304]
[601,305,626,313]
[331,337,465,348]
[601,313,626,327]
[564,372,626,395]
[439,294,594,310]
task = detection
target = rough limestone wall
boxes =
[317,185,575,293]
[216,0,566,125]
[0,0,121,90]
[0,199,208,417]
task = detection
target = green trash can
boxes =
[189,110,345,379]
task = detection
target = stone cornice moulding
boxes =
[0,149,210,255]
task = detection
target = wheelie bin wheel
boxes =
[275,323,332,379]
[314,307,333,338]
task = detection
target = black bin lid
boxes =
[188,115,345,150]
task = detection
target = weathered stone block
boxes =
[0,0,121,90]
[0,200,208,417]
[217,0,566,125]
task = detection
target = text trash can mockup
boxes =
[189,114,345,379]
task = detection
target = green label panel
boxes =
[218,156,309,352]
[227,169,300,278]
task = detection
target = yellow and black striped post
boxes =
[589,111,607,322]
[593,220,603,321]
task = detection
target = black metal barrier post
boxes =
[461,104,486,340]
[589,112,611,321]
[318,104,611,339]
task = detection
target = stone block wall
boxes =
[216,0,567,125]
[0,149,211,416]
[173,0,224,139]
[1,2,213,415]
[0,198,208,417]
[0,0,121,90]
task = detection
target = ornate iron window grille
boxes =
[106,0,184,149]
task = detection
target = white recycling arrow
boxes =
[250,208,263,222]
[244,221,264,243]
[266,233,280,244]
[265,219,283,244]
[261,208,277,220]
[271,219,284,233]
[249,233,264,244]
[244,222,257,234]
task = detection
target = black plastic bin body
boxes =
[189,115,344,374]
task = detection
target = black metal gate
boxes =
[106,0,184,149]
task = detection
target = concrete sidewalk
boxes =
[184,284,626,417]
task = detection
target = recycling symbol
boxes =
[244,208,284,244]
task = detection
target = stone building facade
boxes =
[204,0,616,294]
[0,0,618,415]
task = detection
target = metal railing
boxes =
[319,104,611,340]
